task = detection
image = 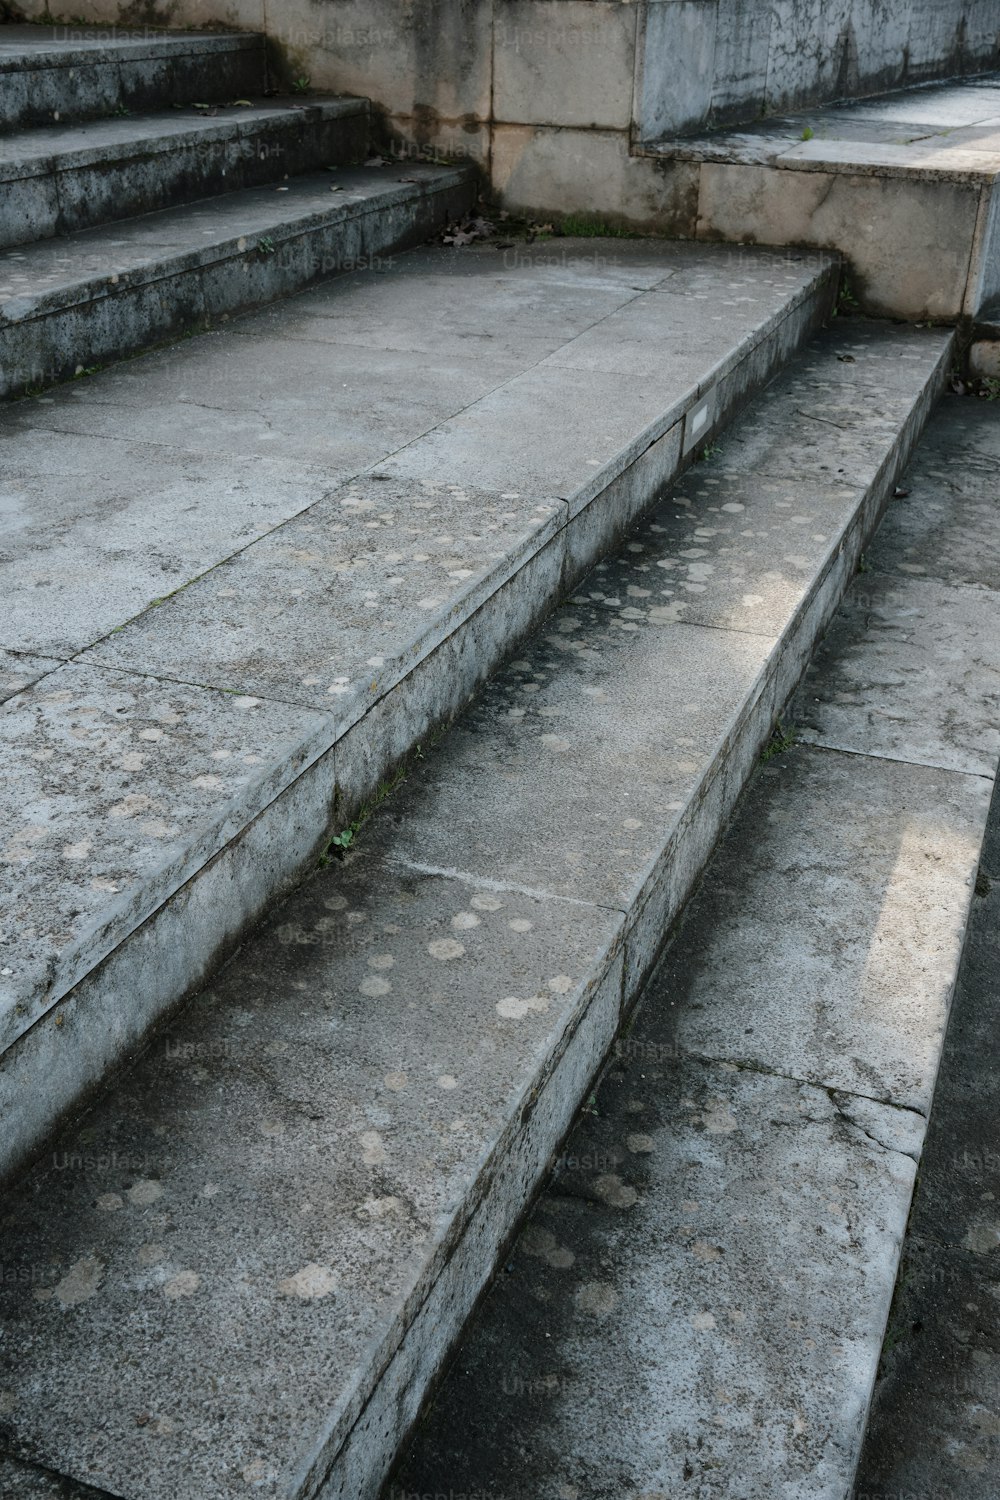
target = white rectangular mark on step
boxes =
[683,390,715,454]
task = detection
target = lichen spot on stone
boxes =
[575,1282,619,1317]
[497,996,530,1020]
[127,1178,164,1206]
[163,1270,201,1300]
[360,1130,386,1166]
[428,938,465,961]
[53,1254,104,1307]
[277,1263,338,1301]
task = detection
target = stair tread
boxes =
[388,393,1000,1500]
[0,239,835,1067]
[0,25,260,63]
[0,97,367,179]
[0,318,952,1500]
[0,163,468,311]
[642,72,1000,180]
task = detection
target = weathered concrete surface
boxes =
[0,242,841,1183]
[391,1056,920,1500]
[79,476,566,713]
[0,841,626,1500]
[660,748,988,1114]
[0,1453,106,1499]
[795,572,1000,776]
[0,432,342,656]
[0,661,326,1055]
[0,99,369,250]
[0,163,476,399]
[387,395,1000,1500]
[855,783,1000,1496]
[793,394,1000,779]
[645,77,1000,319]
[0,326,959,1499]
[12,1,995,223]
[0,25,264,130]
[0,650,63,705]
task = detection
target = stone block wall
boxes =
[12,1,1000,221]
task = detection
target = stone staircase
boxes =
[638,74,1000,321]
[0,18,997,1500]
[0,25,472,399]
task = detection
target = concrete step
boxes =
[387,393,1000,1500]
[640,75,1000,321]
[0,162,476,399]
[0,24,266,130]
[0,315,953,1500]
[0,98,370,251]
[0,237,839,1187]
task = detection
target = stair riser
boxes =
[0,176,474,400]
[0,38,266,130]
[688,160,998,321]
[1,107,370,251]
[0,275,836,1188]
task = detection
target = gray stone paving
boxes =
[0,338,953,1500]
[385,396,1000,1499]
[854,662,1000,1496]
[1,239,846,1185]
[645,74,1000,320]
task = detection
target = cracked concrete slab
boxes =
[0,649,63,704]
[0,240,847,1192]
[0,431,340,657]
[795,572,1000,776]
[17,331,517,466]
[856,775,1000,1497]
[660,744,988,1114]
[390,1054,919,1500]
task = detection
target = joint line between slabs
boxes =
[797,734,998,783]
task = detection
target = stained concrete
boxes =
[0,841,625,1500]
[0,28,264,132]
[0,661,326,1054]
[0,241,843,1185]
[0,163,476,400]
[0,650,63,704]
[658,747,988,1114]
[80,476,566,714]
[386,396,1000,1500]
[0,325,958,1499]
[855,768,1000,1497]
[795,572,1000,776]
[391,1058,920,1500]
